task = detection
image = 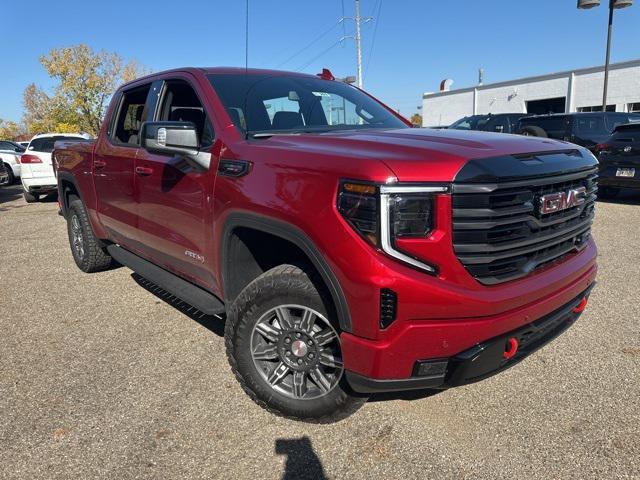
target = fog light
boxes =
[414,360,448,378]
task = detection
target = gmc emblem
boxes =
[538,187,587,215]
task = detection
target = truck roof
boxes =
[119,67,321,89]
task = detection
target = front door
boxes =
[93,83,151,247]
[134,76,216,290]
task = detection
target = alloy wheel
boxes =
[250,305,343,400]
[70,215,85,260]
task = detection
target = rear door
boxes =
[134,75,216,289]
[93,82,152,246]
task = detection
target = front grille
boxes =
[452,169,597,284]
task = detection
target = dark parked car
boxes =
[595,122,640,198]
[518,112,640,151]
[448,113,530,134]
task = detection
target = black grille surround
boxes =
[452,150,598,285]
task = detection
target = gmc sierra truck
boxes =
[54,67,598,422]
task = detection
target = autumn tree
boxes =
[0,119,24,140]
[23,45,149,136]
[410,113,423,127]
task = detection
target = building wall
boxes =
[422,60,640,127]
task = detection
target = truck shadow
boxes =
[130,273,225,337]
[275,436,327,480]
[368,389,443,403]
[597,188,640,205]
[0,184,23,206]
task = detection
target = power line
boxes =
[276,21,342,69]
[297,39,344,71]
[364,0,382,81]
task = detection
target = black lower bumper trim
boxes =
[346,283,595,394]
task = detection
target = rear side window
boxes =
[28,136,83,153]
[112,84,151,145]
[575,116,607,136]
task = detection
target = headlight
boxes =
[389,194,433,239]
[338,181,448,275]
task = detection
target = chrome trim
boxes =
[380,185,449,194]
[380,193,437,274]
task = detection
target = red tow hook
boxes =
[503,337,519,360]
[572,297,588,314]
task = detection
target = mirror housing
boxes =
[140,121,211,171]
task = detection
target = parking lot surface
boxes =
[0,183,639,480]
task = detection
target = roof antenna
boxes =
[245,0,249,71]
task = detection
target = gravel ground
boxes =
[0,183,639,480]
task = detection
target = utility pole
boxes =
[602,0,614,110]
[355,0,363,88]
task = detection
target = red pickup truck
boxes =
[54,67,597,422]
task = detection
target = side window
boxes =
[157,80,214,148]
[111,84,151,145]
[483,116,508,133]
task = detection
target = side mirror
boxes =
[140,121,211,171]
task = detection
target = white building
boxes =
[422,59,640,127]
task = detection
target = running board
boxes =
[107,245,225,316]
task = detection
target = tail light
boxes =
[337,181,447,274]
[20,154,42,164]
[594,143,611,155]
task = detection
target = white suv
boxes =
[20,133,89,203]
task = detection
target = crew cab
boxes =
[54,67,598,422]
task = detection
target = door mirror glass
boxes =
[140,121,210,171]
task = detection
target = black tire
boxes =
[225,264,367,423]
[599,186,620,199]
[521,125,548,138]
[23,190,39,203]
[4,164,15,185]
[66,197,113,272]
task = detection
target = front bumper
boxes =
[346,283,594,393]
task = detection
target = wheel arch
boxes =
[221,212,352,333]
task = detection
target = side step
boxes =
[107,245,225,316]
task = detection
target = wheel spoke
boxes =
[314,328,337,346]
[252,343,279,361]
[319,351,343,369]
[292,371,307,398]
[267,362,290,386]
[255,321,281,343]
[299,309,316,333]
[309,367,332,393]
[274,307,295,329]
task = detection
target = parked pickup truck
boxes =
[54,67,598,422]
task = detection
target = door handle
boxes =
[93,160,107,169]
[135,166,154,176]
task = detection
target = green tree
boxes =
[23,44,149,136]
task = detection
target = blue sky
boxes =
[2,0,639,122]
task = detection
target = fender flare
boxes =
[56,171,85,218]
[221,212,352,333]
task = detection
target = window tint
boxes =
[157,80,213,147]
[112,84,151,145]
[520,116,566,132]
[449,115,490,130]
[28,136,85,153]
[575,115,607,135]
[208,74,407,134]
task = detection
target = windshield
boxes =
[207,74,408,136]
[449,115,490,130]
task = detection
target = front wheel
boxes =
[225,265,367,422]
[4,164,15,184]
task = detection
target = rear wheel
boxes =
[23,190,39,203]
[4,164,15,184]
[66,197,113,272]
[225,264,367,422]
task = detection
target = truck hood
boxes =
[258,128,586,182]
